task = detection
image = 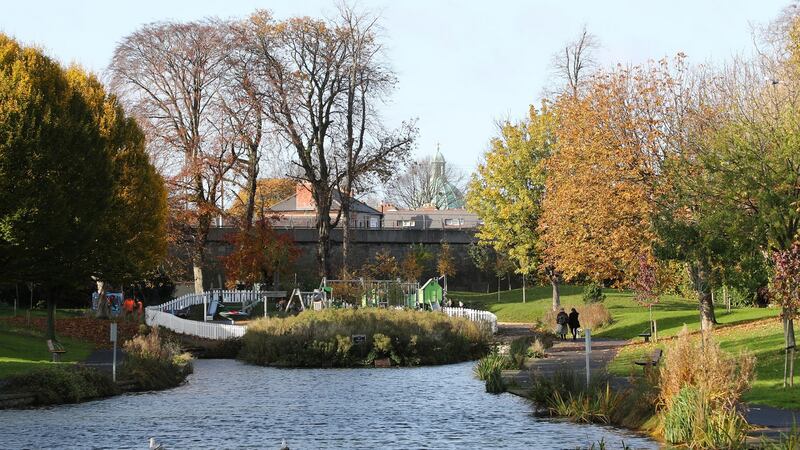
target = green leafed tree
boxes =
[467,104,559,309]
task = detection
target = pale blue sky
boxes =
[0,0,790,172]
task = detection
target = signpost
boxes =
[110,323,118,382]
[585,328,592,388]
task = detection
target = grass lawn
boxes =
[607,320,798,410]
[450,285,778,340]
[0,318,95,379]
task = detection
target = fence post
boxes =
[585,328,592,388]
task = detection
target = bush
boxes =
[4,365,119,405]
[658,327,754,448]
[122,326,193,390]
[582,283,606,303]
[240,308,490,367]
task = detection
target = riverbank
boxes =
[493,322,800,447]
[0,320,192,408]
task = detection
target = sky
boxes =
[0,0,791,173]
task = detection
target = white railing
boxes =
[152,290,264,313]
[145,309,246,340]
[146,292,498,339]
[441,307,498,334]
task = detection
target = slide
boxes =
[206,297,219,320]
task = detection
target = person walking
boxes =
[568,307,581,341]
[556,307,569,340]
[136,298,144,322]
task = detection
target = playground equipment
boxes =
[201,289,288,322]
[319,278,420,309]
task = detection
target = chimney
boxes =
[296,182,314,208]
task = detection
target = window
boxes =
[369,217,379,228]
[443,218,464,227]
[398,219,415,227]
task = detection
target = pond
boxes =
[0,360,659,449]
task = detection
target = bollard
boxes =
[585,328,592,388]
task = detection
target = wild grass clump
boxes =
[658,326,755,448]
[528,370,659,429]
[540,304,612,332]
[508,334,553,368]
[474,347,514,380]
[122,326,193,390]
[3,365,119,406]
[240,308,490,367]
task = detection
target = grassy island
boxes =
[239,308,490,368]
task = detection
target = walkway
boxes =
[500,334,627,391]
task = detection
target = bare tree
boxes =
[336,5,416,272]
[218,18,270,229]
[239,11,350,278]
[383,154,467,209]
[110,20,233,294]
[550,26,600,97]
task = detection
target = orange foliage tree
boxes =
[539,59,687,286]
[221,220,298,288]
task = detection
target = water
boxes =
[0,360,658,449]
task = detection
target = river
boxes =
[0,359,658,449]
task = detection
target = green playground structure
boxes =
[317,277,445,310]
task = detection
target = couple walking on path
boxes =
[556,307,580,341]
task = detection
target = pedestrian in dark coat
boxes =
[556,308,569,340]
[568,308,581,341]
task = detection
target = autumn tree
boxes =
[400,244,431,282]
[110,20,232,295]
[221,219,298,289]
[772,243,800,386]
[362,249,399,279]
[437,242,457,293]
[227,178,295,220]
[467,105,557,308]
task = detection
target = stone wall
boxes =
[203,227,499,292]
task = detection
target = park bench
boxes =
[46,339,66,362]
[638,330,652,343]
[634,348,662,373]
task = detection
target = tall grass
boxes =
[658,326,754,448]
[240,308,490,367]
[540,303,613,332]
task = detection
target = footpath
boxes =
[494,323,800,441]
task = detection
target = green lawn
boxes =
[450,286,778,340]
[608,320,797,410]
[0,321,94,379]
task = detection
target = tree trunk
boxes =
[784,315,796,387]
[317,211,332,280]
[192,259,204,294]
[95,279,109,319]
[522,274,526,303]
[46,287,56,341]
[341,199,351,275]
[550,275,561,311]
[243,150,258,229]
[689,262,717,331]
[507,276,511,291]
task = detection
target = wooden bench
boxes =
[638,331,652,342]
[634,348,662,373]
[46,339,66,362]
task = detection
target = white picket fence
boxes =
[151,291,263,313]
[146,291,499,340]
[441,307,498,334]
[145,309,247,340]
